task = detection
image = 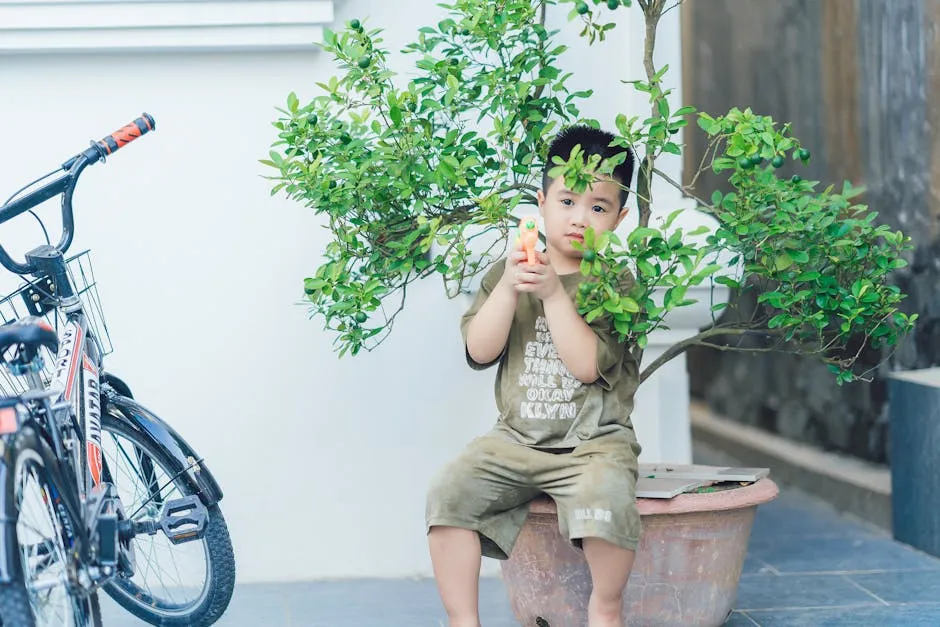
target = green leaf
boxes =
[772,255,793,271]
[586,306,606,324]
[628,227,659,247]
[620,297,640,313]
[785,249,810,264]
[715,275,741,289]
[637,259,657,277]
[657,98,669,119]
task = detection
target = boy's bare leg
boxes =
[428,525,483,627]
[582,537,635,627]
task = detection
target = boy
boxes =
[425,124,642,627]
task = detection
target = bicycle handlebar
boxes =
[0,113,156,275]
[61,113,155,171]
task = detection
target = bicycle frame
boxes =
[0,114,224,588]
[0,255,109,586]
[35,252,224,508]
[44,301,104,497]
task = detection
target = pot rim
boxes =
[526,478,779,516]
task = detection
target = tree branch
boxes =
[639,326,784,384]
[662,0,684,16]
[652,166,710,209]
[531,1,549,102]
[631,0,668,364]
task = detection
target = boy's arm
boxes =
[541,290,601,384]
[542,270,635,385]
[460,258,519,368]
[465,280,517,365]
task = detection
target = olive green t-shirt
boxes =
[461,259,640,449]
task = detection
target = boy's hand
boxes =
[497,249,525,293]
[513,251,562,301]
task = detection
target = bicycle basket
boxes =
[0,249,112,397]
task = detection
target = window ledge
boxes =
[0,0,334,53]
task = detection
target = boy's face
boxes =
[536,173,627,272]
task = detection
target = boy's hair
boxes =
[542,124,635,209]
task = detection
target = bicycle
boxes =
[0,114,236,626]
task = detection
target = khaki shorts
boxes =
[425,430,642,560]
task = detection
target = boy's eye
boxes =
[561,198,574,206]
[593,205,606,213]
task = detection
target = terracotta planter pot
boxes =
[500,478,779,627]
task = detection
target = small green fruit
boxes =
[358,55,372,69]
[749,155,762,167]
[349,19,361,30]
[576,2,590,15]
[583,249,597,262]
[738,157,753,169]
[607,0,620,8]
[450,57,459,66]
[772,155,785,168]
[354,312,368,323]
[791,174,802,183]
[461,28,471,36]
[798,148,811,161]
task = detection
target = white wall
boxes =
[0,0,684,582]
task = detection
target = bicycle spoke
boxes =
[144,539,177,603]
[101,427,211,610]
[14,457,78,627]
[109,433,152,495]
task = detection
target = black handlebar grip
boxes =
[97,113,156,156]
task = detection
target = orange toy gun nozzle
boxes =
[518,218,539,265]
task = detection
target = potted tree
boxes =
[264,0,917,624]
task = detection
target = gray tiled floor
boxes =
[725,487,940,626]
[98,488,940,626]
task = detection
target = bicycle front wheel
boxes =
[98,413,235,627]
[0,426,101,627]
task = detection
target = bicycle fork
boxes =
[80,359,208,582]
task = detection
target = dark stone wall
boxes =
[681,0,940,464]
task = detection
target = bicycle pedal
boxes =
[159,495,208,545]
[96,512,119,567]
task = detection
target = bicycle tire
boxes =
[0,427,102,627]
[99,412,235,627]
[0,582,101,627]
[0,582,32,627]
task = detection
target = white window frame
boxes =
[0,0,334,53]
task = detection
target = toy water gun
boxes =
[517,217,540,265]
